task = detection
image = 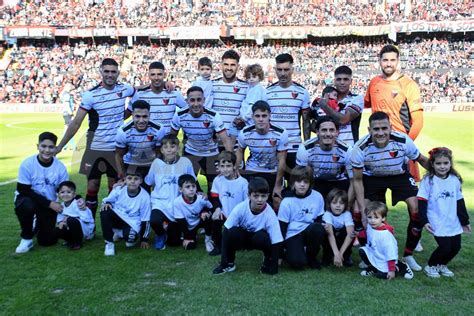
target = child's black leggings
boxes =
[428,234,461,266]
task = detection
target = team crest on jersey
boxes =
[147,133,154,141]
[233,86,240,93]
[117,91,123,98]
[332,154,340,162]
[163,98,169,105]
[203,119,210,128]
[291,92,298,99]
[389,150,398,158]
[269,138,277,146]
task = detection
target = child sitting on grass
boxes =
[55,181,95,250]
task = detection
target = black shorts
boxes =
[80,148,118,180]
[313,179,350,200]
[123,164,151,179]
[363,173,418,206]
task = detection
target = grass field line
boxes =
[5,121,63,131]
[0,159,81,186]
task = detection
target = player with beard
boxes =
[127,62,187,134]
[211,50,249,147]
[56,58,135,218]
[266,54,311,182]
[351,111,429,272]
[365,45,424,181]
[296,117,352,199]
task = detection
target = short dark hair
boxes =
[289,166,313,188]
[325,188,348,212]
[57,180,76,193]
[322,86,338,97]
[217,151,237,165]
[187,86,204,96]
[244,64,264,81]
[178,174,197,187]
[369,111,390,125]
[334,66,352,76]
[275,53,293,64]
[379,44,400,59]
[125,168,143,179]
[198,57,212,68]
[248,177,269,194]
[101,58,118,67]
[161,134,180,146]
[222,49,240,62]
[315,116,339,131]
[38,132,58,144]
[149,61,165,71]
[252,100,271,114]
[131,100,150,111]
[365,201,388,218]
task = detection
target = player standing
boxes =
[317,66,364,146]
[211,50,249,147]
[127,62,187,133]
[364,45,424,180]
[266,53,311,181]
[56,58,135,218]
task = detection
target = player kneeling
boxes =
[213,177,283,275]
[100,171,151,256]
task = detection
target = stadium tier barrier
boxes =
[1,103,473,114]
[1,19,473,41]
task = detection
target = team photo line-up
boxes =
[14,45,470,280]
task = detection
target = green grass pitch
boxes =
[0,112,473,314]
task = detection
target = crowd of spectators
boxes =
[1,0,472,28]
[1,37,472,104]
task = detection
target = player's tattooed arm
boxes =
[301,109,311,141]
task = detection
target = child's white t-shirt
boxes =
[278,190,325,239]
[364,225,398,273]
[57,199,95,239]
[145,157,195,221]
[210,175,248,218]
[224,200,283,244]
[417,174,463,237]
[174,195,213,230]
[322,211,354,230]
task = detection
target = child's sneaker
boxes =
[154,234,167,250]
[404,265,414,280]
[403,255,422,271]
[414,241,423,252]
[360,270,374,277]
[69,243,81,250]
[213,263,236,275]
[205,235,215,253]
[104,242,115,256]
[437,265,454,277]
[15,239,33,254]
[424,265,440,278]
[125,241,137,248]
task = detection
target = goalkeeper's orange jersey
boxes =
[364,75,423,134]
